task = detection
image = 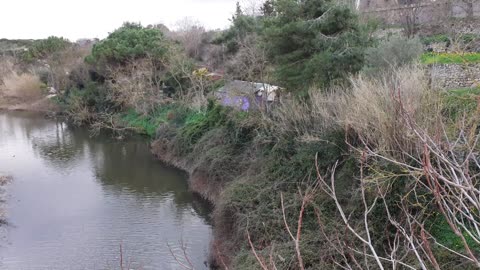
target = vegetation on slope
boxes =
[2,1,480,269]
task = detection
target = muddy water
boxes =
[0,111,212,270]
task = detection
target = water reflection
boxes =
[0,111,212,270]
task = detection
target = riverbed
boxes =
[0,111,212,270]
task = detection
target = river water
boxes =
[0,111,212,270]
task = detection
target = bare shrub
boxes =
[201,39,225,71]
[65,94,94,125]
[44,43,92,91]
[173,18,206,60]
[171,20,226,71]
[107,59,164,114]
[166,49,210,111]
[2,72,43,101]
[225,34,268,82]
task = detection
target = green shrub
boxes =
[121,104,191,137]
[23,36,70,62]
[263,0,372,91]
[178,100,228,149]
[86,22,169,68]
[62,82,113,115]
[363,36,423,75]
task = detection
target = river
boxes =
[0,111,212,270]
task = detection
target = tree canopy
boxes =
[87,22,169,67]
[23,36,71,62]
[263,0,371,91]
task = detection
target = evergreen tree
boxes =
[216,2,257,54]
[261,0,275,17]
[263,0,371,92]
[233,2,243,20]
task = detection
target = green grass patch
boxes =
[442,87,480,119]
[121,110,161,137]
[421,52,480,65]
[428,215,480,253]
[120,104,191,137]
[179,101,228,148]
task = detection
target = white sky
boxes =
[0,0,244,41]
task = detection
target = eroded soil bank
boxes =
[151,139,232,268]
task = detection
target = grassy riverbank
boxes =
[2,1,480,268]
[145,69,480,268]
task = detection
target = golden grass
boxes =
[336,65,441,152]
[2,72,43,102]
[268,65,442,154]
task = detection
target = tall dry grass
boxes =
[0,57,15,83]
[336,65,441,153]
[2,72,43,102]
[267,65,442,154]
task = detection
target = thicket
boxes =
[5,1,479,269]
[363,36,423,75]
[261,0,372,91]
[86,22,169,70]
[150,65,480,269]
[210,0,374,93]
[22,36,70,62]
[61,23,197,126]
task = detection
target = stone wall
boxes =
[360,0,480,26]
[430,63,480,89]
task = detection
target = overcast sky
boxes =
[0,0,243,40]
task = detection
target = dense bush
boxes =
[262,0,372,91]
[363,36,423,75]
[23,36,70,62]
[60,82,114,124]
[86,22,169,69]
[177,100,228,151]
[213,2,258,55]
